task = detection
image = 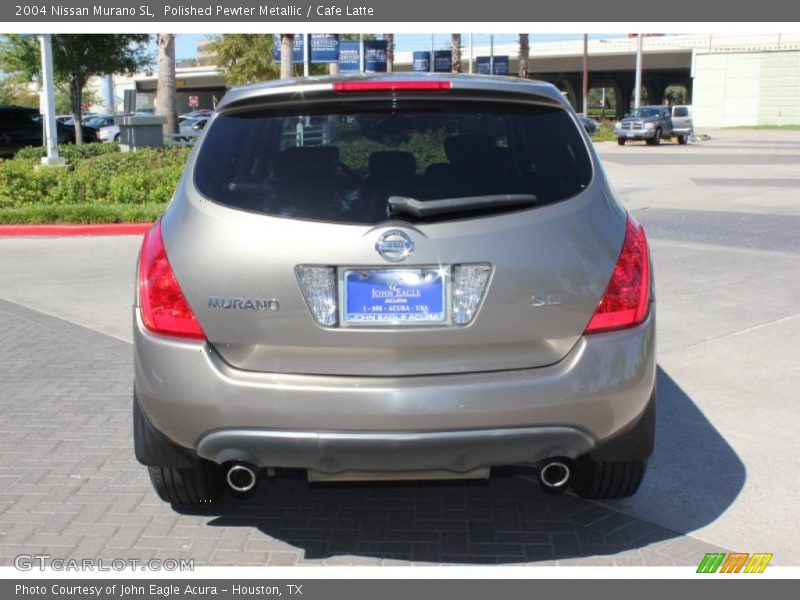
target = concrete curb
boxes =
[0,223,153,237]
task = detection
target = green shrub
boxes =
[0,145,190,223]
[590,121,618,143]
[14,142,122,162]
[0,203,166,224]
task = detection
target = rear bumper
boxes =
[196,426,595,476]
[134,307,656,472]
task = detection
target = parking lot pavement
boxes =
[0,129,798,566]
[0,298,727,566]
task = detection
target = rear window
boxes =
[673,106,689,117]
[193,100,592,224]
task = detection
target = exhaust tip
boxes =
[226,463,257,493]
[538,460,571,490]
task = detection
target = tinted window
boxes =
[193,101,592,224]
[0,109,39,126]
[631,108,660,118]
[673,107,689,117]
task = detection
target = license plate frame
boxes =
[340,267,449,326]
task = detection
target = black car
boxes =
[0,105,95,158]
[578,115,599,135]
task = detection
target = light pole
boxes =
[582,34,589,116]
[469,33,473,74]
[634,34,643,109]
[39,34,64,167]
[489,34,494,75]
[303,33,309,77]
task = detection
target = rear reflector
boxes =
[333,81,452,93]
[584,216,650,334]
[138,220,206,340]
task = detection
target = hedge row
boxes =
[0,144,191,223]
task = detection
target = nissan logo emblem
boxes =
[375,230,414,262]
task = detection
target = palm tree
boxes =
[383,34,394,73]
[155,34,178,135]
[451,34,462,73]
[280,34,294,79]
[518,34,529,79]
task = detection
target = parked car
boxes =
[178,116,209,140]
[179,109,213,120]
[83,114,120,143]
[134,75,655,505]
[578,115,599,135]
[615,105,693,145]
[0,105,94,157]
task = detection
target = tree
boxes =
[518,34,529,78]
[451,34,462,73]
[205,34,279,86]
[0,34,151,143]
[383,34,394,73]
[55,88,99,115]
[280,34,294,80]
[0,76,38,107]
[155,34,178,135]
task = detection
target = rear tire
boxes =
[617,137,626,146]
[148,463,223,505]
[678,134,688,145]
[569,459,647,499]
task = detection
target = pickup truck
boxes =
[615,105,693,145]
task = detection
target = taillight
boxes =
[584,216,650,334]
[138,220,205,340]
[332,81,451,93]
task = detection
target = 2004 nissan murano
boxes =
[133,75,655,505]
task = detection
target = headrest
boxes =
[273,146,340,179]
[444,135,496,167]
[368,151,417,178]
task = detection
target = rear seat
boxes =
[424,135,518,198]
[357,151,419,219]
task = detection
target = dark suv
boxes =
[0,105,93,158]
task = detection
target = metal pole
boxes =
[469,33,473,74]
[582,34,589,115]
[430,34,434,73]
[303,33,309,77]
[359,34,364,74]
[39,35,63,167]
[490,34,494,75]
[634,34,643,109]
[103,74,115,114]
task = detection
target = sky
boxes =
[171,34,628,60]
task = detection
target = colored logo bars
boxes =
[696,552,773,573]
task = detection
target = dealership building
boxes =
[92,33,800,128]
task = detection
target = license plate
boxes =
[342,268,446,325]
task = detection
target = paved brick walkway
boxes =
[0,298,728,567]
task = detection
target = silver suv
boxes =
[133,75,656,505]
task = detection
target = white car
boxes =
[178,116,209,140]
[83,115,120,143]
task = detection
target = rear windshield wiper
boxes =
[388,194,538,219]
